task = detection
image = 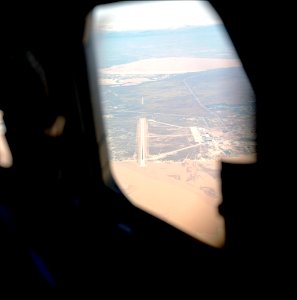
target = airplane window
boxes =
[85,0,256,248]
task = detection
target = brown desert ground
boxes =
[101,55,253,247]
[99,56,241,86]
[100,57,241,75]
[110,159,226,248]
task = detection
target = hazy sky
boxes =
[94,1,222,32]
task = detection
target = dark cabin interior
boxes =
[0,0,292,296]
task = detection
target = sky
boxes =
[94,1,222,32]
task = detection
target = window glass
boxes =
[89,1,256,248]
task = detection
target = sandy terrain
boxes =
[100,55,253,247]
[100,57,241,75]
[110,159,226,248]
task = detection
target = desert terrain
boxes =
[101,57,240,75]
[111,159,226,248]
[99,56,241,86]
